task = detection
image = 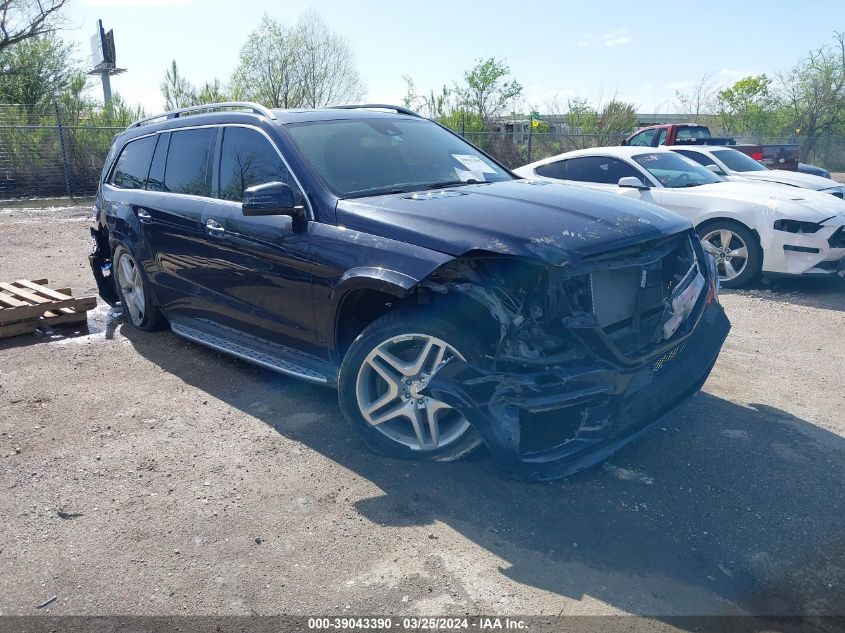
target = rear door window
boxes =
[164,128,216,196]
[110,136,157,189]
[217,127,295,201]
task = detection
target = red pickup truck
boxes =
[621,124,815,174]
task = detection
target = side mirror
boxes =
[705,164,725,175]
[618,176,649,189]
[242,182,302,217]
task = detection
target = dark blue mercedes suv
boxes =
[89,102,729,480]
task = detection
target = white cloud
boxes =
[664,80,693,91]
[602,29,631,47]
[605,36,631,46]
[87,0,194,6]
[577,39,591,47]
[715,68,755,83]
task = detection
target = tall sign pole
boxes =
[87,20,125,105]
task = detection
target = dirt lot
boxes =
[1,203,844,620]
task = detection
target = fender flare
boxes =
[330,264,421,317]
[326,266,436,358]
[333,267,421,299]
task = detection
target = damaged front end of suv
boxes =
[417,230,729,481]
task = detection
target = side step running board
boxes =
[171,322,328,385]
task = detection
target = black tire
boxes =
[696,219,762,289]
[338,308,486,462]
[112,244,167,332]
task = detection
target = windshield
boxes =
[286,118,512,198]
[633,152,722,188]
[712,148,768,172]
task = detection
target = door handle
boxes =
[205,218,225,236]
[137,209,152,223]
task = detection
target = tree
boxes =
[545,95,637,149]
[456,58,523,123]
[674,72,718,123]
[594,99,638,140]
[716,74,785,138]
[778,31,845,152]
[295,10,363,107]
[402,75,455,119]
[0,0,68,53]
[231,15,302,108]
[0,33,76,105]
[232,12,364,109]
[196,78,227,104]
[160,60,196,110]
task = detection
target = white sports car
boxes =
[666,145,845,198]
[514,147,845,287]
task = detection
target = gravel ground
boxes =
[1,203,844,620]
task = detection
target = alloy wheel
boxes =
[700,229,749,282]
[355,333,470,452]
[117,252,146,325]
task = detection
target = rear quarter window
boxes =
[565,156,641,184]
[535,160,567,179]
[110,136,157,189]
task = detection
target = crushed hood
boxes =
[335,180,691,266]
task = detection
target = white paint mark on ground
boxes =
[603,463,654,485]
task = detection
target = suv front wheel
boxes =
[338,309,485,461]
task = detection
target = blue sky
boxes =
[66,0,841,115]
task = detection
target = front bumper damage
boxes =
[424,297,730,482]
[763,219,845,276]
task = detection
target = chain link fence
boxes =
[0,103,122,200]
[461,131,629,168]
[2,103,845,200]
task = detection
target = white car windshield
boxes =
[712,149,768,172]
[633,152,723,188]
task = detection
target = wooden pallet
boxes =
[0,279,97,339]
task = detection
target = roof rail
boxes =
[326,104,422,118]
[127,102,277,130]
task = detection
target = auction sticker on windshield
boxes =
[452,154,497,173]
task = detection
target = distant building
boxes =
[635,113,691,126]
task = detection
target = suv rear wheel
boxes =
[338,309,485,461]
[113,244,166,331]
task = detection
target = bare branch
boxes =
[0,0,69,53]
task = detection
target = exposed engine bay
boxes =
[424,231,712,371]
[416,229,727,481]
